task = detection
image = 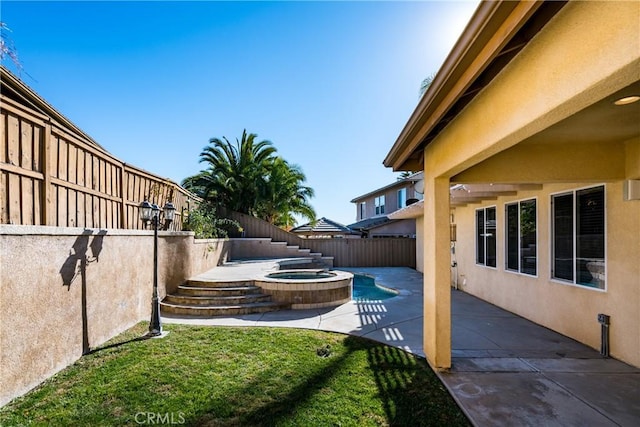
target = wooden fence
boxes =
[0,67,197,230]
[226,211,416,268]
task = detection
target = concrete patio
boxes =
[163,264,640,426]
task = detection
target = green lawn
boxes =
[0,323,470,426]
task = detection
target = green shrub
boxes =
[182,203,240,238]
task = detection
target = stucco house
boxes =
[349,172,423,237]
[384,0,640,369]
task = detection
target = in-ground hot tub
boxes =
[255,269,353,309]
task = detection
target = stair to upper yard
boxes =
[231,237,334,268]
[224,210,334,267]
[161,211,335,317]
[161,278,288,317]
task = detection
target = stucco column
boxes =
[423,176,451,369]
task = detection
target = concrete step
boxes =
[161,301,288,317]
[177,284,262,296]
[164,293,273,306]
[321,257,334,268]
[185,279,254,288]
[231,237,324,261]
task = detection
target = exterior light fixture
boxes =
[163,202,176,222]
[139,200,153,222]
[138,199,176,337]
[614,95,640,106]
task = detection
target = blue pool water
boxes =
[352,274,397,301]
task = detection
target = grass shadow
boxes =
[357,335,470,426]
[187,329,469,427]
[230,344,356,426]
[85,335,151,356]
[0,325,469,426]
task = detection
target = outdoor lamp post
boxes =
[139,199,176,337]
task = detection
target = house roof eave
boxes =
[388,200,424,219]
[350,172,423,203]
[383,0,548,172]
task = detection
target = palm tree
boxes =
[183,130,316,227]
[256,157,316,227]
[398,170,419,180]
[190,130,277,215]
[181,171,215,199]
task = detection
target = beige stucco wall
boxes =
[161,236,231,295]
[0,226,230,407]
[415,217,424,273]
[415,0,639,370]
[230,238,309,260]
[354,183,421,221]
[369,218,416,237]
[452,181,640,366]
[425,1,639,181]
[626,137,640,179]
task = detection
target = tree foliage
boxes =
[398,171,418,180]
[0,22,25,76]
[182,202,240,239]
[255,157,315,227]
[182,130,316,227]
[419,72,436,98]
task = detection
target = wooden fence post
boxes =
[42,122,53,226]
[119,165,126,229]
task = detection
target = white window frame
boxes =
[397,188,407,209]
[375,195,385,215]
[550,185,606,292]
[359,202,366,220]
[505,198,538,277]
[475,205,497,269]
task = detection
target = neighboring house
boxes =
[384,0,640,370]
[387,199,425,270]
[290,217,359,239]
[349,172,423,237]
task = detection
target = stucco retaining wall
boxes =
[0,225,230,407]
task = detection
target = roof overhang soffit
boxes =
[384,1,566,172]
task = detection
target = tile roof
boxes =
[290,217,356,235]
[347,216,392,231]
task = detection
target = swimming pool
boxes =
[352,274,398,301]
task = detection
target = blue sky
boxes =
[2,0,478,225]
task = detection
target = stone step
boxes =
[177,284,262,297]
[164,293,273,306]
[185,279,254,288]
[321,256,334,268]
[161,301,288,317]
